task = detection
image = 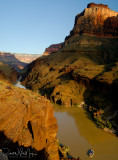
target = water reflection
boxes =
[54,105,118,160]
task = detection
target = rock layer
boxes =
[0,52,40,71]
[14,53,40,63]
[0,81,59,160]
[21,3,118,133]
[43,43,63,56]
[65,2,118,41]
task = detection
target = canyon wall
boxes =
[0,81,59,160]
[21,3,118,133]
[14,53,40,63]
[0,52,40,71]
[21,3,118,107]
[65,2,118,42]
[43,43,63,56]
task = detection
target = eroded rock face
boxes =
[87,3,109,9]
[0,52,27,71]
[0,52,40,71]
[21,3,118,132]
[0,82,59,160]
[21,3,118,107]
[65,2,118,41]
[43,43,63,55]
[14,53,40,63]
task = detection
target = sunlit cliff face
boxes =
[66,3,118,39]
[0,81,59,160]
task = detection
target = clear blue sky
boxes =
[0,0,117,54]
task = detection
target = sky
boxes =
[0,0,117,54]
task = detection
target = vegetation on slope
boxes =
[21,3,118,134]
[21,35,118,134]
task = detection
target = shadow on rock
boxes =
[0,131,47,160]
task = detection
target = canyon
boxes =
[21,3,118,135]
[0,80,59,160]
[0,55,59,159]
[0,2,118,160]
[13,53,40,63]
[0,52,40,71]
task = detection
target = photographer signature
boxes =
[2,147,37,158]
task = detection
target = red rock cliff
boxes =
[43,43,63,55]
[66,2,118,40]
[0,82,59,160]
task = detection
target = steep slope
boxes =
[0,52,27,71]
[0,80,59,160]
[66,2,118,39]
[21,3,118,133]
[0,62,18,84]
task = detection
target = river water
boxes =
[14,77,26,89]
[54,105,118,160]
[15,80,118,160]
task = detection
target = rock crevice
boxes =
[0,82,59,160]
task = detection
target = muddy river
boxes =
[54,105,118,160]
[15,80,118,160]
